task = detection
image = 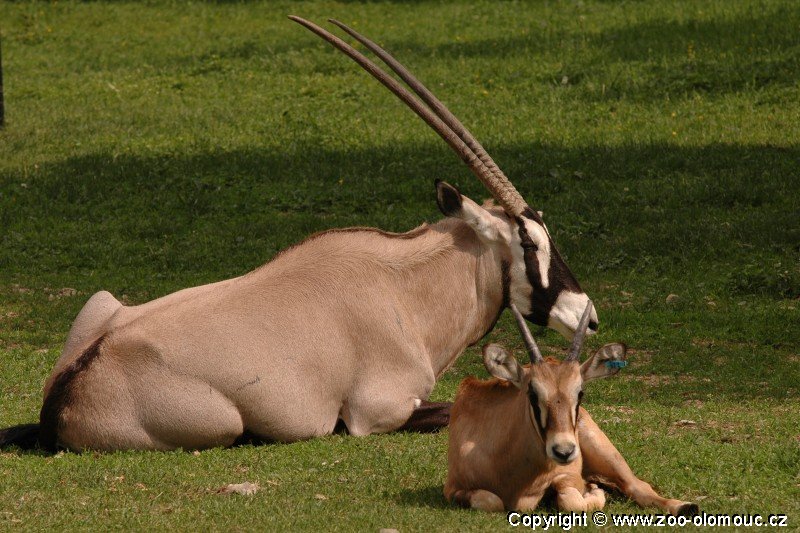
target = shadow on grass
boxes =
[396,484,451,509]
[1,141,796,277]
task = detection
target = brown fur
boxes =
[445,359,699,515]
[445,370,586,511]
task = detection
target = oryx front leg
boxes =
[578,408,698,516]
[340,351,435,436]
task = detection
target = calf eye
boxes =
[528,388,539,406]
[528,388,545,433]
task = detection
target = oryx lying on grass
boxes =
[446,302,698,516]
[0,18,601,451]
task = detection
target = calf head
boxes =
[482,301,626,465]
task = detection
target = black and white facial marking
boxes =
[509,208,598,339]
[432,180,597,339]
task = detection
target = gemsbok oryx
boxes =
[445,302,698,516]
[0,17,600,452]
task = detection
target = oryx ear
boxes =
[580,343,627,382]
[435,180,503,241]
[482,344,525,389]
[435,180,463,216]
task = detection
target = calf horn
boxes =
[289,16,528,217]
[565,301,594,362]
[510,303,543,364]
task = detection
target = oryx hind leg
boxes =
[577,408,699,516]
[57,338,244,451]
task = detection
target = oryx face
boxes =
[510,209,598,339]
[436,180,597,340]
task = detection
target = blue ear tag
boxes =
[604,360,628,369]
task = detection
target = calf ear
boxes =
[581,343,627,382]
[482,344,525,389]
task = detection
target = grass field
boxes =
[1,0,799,530]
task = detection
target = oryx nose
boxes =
[552,443,576,463]
[588,320,598,332]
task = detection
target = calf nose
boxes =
[551,443,576,463]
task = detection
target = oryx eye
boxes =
[575,390,584,421]
[577,390,584,405]
[521,242,538,251]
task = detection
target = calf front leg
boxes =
[577,408,699,517]
[552,475,605,512]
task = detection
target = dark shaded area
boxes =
[0,423,39,450]
[395,484,452,509]
[1,141,796,289]
[397,401,451,433]
[0,35,5,129]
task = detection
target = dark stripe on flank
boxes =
[39,335,106,451]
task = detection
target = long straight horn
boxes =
[328,19,527,217]
[289,16,527,216]
[565,301,594,362]
[510,304,543,364]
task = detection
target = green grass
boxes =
[1,0,799,530]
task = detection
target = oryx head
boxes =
[434,180,596,338]
[482,302,626,464]
[291,16,597,338]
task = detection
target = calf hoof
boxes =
[676,502,700,517]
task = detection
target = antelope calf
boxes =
[445,302,698,516]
